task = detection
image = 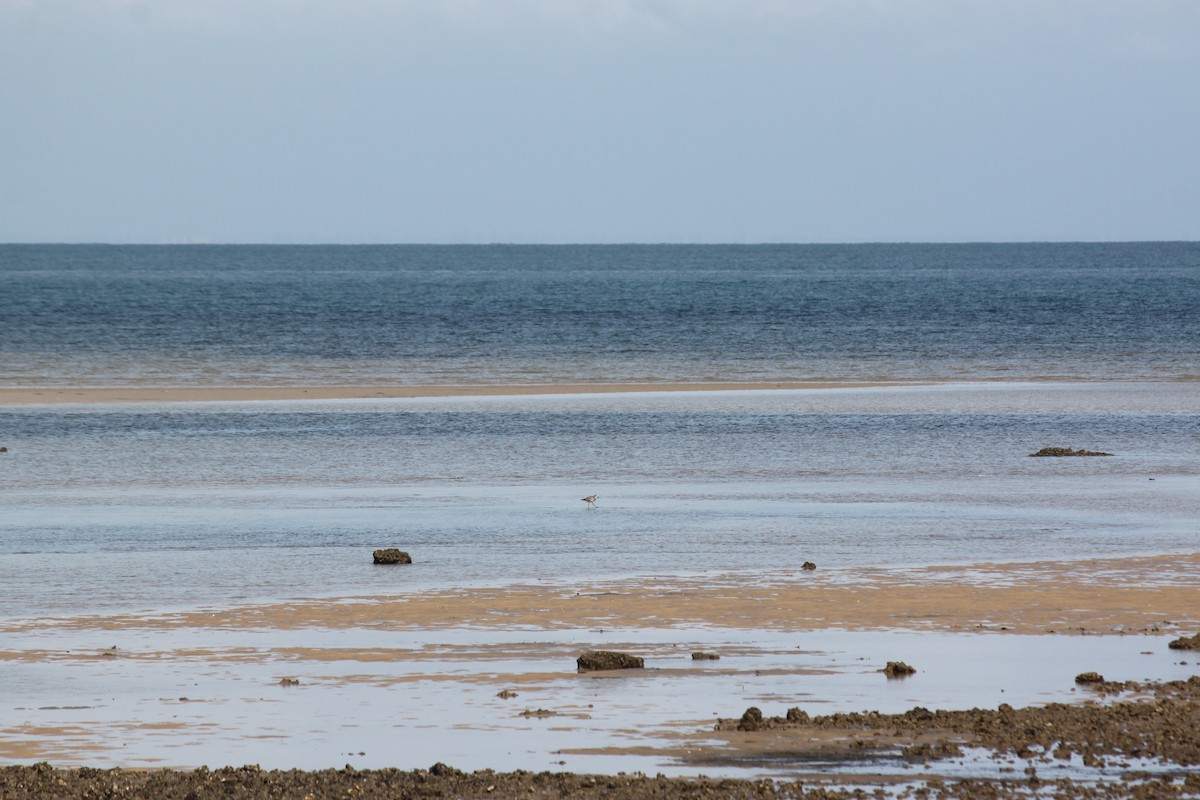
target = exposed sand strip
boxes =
[7,553,1197,636]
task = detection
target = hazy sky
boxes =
[1,0,1197,243]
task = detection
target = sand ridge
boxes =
[6,553,1198,636]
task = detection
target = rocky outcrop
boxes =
[715,677,1200,768]
[737,707,764,731]
[882,661,917,677]
[576,650,644,671]
[1169,633,1200,651]
[1030,447,1113,457]
[372,548,412,564]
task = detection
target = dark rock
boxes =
[1168,633,1200,651]
[519,708,556,718]
[0,446,7,453]
[496,689,518,699]
[903,740,964,761]
[1030,447,1113,457]
[691,652,720,660]
[785,707,809,723]
[372,548,412,565]
[882,661,917,678]
[1075,671,1105,684]
[801,561,817,570]
[905,706,935,722]
[576,650,644,671]
[279,677,300,686]
[737,707,764,731]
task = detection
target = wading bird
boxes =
[581,494,599,509]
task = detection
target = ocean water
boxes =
[1,244,1199,621]
[3,242,1199,385]
[3,245,1199,776]
[1,383,1197,620]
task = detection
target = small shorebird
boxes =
[581,494,599,509]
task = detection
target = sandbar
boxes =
[7,553,1198,636]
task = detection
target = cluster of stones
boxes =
[717,676,1200,767]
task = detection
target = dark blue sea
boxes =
[3,242,1198,385]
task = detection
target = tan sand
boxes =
[7,553,1197,637]
[0,381,919,405]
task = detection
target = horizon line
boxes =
[2,239,1198,247]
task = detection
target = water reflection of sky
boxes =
[1,383,1197,619]
[2,627,1194,778]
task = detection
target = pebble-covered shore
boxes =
[3,762,1200,800]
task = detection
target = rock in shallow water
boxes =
[1029,447,1113,457]
[372,548,412,564]
[882,661,917,677]
[1169,633,1200,651]
[576,650,644,671]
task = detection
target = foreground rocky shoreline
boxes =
[2,762,1199,800]
[715,677,1200,767]
[5,678,1199,799]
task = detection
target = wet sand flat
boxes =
[7,553,1198,637]
[4,555,1200,797]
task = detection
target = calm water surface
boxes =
[2,244,1198,618]
[2,383,1196,620]
[3,242,1198,384]
[2,245,1199,777]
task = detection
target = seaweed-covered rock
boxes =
[1030,447,1113,457]
[882,661,917,678]
[1169,633,1200,651]
[801,561,817,570]
[576,650,644,672]
[1075,671,1105,684]
[785,707,809,723]
[372,548,412,564]
[691,652,720,660]
[737,707,764,731]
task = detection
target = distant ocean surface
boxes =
[1,244,1198,621]
[3,242,1198,385]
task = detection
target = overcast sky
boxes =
[1,0,1197,243]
